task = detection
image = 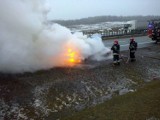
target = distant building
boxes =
[124,20,137,30]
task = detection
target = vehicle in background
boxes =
[147,20,160,43]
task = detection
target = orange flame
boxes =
[66,47,81,65]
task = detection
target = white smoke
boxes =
[0,0,111,73]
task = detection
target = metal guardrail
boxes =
[83,29,147,39]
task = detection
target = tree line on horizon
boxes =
[50,15,160,27]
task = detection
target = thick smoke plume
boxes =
[0,0,110,73]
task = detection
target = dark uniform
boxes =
[157,29,160,41]
[152,28,158,43]
[129,40,137,61]
[111,41,120,65]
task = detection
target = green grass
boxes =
[63,80,160,120]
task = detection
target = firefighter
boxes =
[157,29,160,42]
[129,38,137,62]
[152,23,159,44]
[111,40,120,65]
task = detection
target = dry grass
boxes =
[63,80,160,120]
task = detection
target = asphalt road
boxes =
[103,36,155,51]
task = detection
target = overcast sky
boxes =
[47,0,160,20]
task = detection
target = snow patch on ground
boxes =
[0,99,29,120]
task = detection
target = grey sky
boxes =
[47,0,160,20]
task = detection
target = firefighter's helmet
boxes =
[114,40,118,44]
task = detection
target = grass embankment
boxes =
[63,80,160,120]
